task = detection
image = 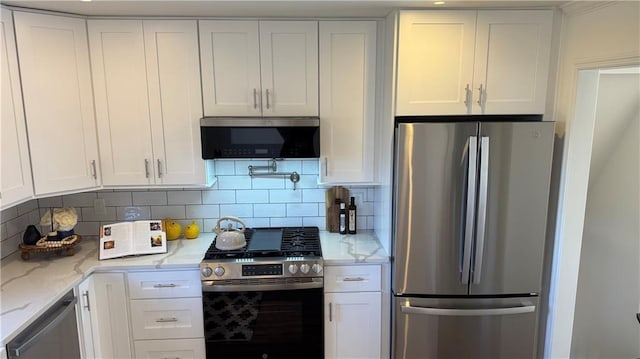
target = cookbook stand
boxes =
[19,235,82,260]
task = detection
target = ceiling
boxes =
[0,0,568,18]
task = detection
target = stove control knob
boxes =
[213,266,225,277]
[312,263,323,274]
[288,264,298,274]
[300,264,310,274]
[201,267,213,277]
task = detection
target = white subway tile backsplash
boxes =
[0,155,377,242]
[82,207,117,221]
[214,160,236,175]
[269,189,302,203]
[286,203,318,217]
[186,205,219,219]
[37,196,63,208]
[168,191,202,205]
[17,200,38,215]
[236,190,269,204]
[117,206,151,221]
[302,160,319,175]
[254,204,286,218]
[302,189,325,203]
[303,217,326,230]
[132,191,168,206]
[63,192,98,207]
[151,205,186,220]
[219,204,253,218]
[1,234,21,258]
[270,217,303,227]
[252,176,285,190]
[97,191,133,206]
[218,175,252,190]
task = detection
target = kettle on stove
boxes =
[213,216,247,250]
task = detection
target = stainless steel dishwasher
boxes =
[6,290,81,359]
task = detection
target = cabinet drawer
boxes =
[128,270,201,299]
[134,338,205,359]
[130,298,204,340]
[324,265,381,292]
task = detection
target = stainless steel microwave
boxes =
[200,117,320,159]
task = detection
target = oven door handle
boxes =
[202,279,323,292]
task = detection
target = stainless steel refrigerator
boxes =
[392,116,554,359]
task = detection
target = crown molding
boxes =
[559,1,616,16]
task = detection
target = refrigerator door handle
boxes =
[400,302,535,317]
[472,136,490,284]
[461,136,478,285]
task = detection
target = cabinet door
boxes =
[259,21,318,116]
[1,10,33,209]
[396,11,477,115]
[473,10,552,114]
[86,272,133,359]
[199,20,261,116]
[14,12,100,195]
[77,277,96,359]
[134,339,205,359]
[144,20,205,185]
[325,292,382,359]
[319,21,376,184]
[88,20,154,186]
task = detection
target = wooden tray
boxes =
[19,235,82,260]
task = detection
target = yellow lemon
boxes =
[166,220,182,240]
[184,221,200,239]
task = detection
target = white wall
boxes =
[570,73,640,358]
[546,2,640,358]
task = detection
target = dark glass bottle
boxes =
[339,202,347,234]
[348,197,357,234]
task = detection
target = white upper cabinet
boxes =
[397,11,477,115]
[397,10,553,115]
[14,12,100,195]
[319,21,377,184]
[472,11,553,114]
[1,10,33,209]
[89,19,206,186]
[200,20,318,117]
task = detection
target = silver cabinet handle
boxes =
[329,302,333,322]
[343,277,365,282]
[324,157,328,177]
[253,88,258,109]
[82,291,90,311]
[265,89,270,109]
[157,159,163,178]
[464,84,471,112]
[155,317,178,323]
[461,136,478,285]
[153,283,177,288]
[477,83,485,109]
[472,136,489,284]
[401,302,535,317]
[144,159,150,178]
[90,160,97,179]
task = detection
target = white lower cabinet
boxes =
[324,265,382,359]
[134,339,205,359]
[128,269,205,356]
[77,272,133,359]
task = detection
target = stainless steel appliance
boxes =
[6,290,81,359]
[200,117,320,159]
[200,226,323,358]
[392,115,554,359]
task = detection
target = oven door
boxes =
[202,286,323,358]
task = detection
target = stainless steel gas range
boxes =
[200,226,324,359]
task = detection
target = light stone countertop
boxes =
[0,230,388,344]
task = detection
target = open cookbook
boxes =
[99,220,167,260]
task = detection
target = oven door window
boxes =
[203,288,323,358]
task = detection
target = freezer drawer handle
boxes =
[342,277,366,282]
[400,302,535,317]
